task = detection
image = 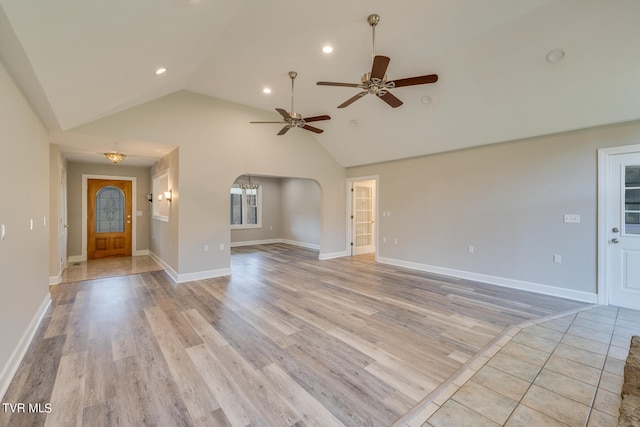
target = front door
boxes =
[87,179,132,259]
[607,152,640,309]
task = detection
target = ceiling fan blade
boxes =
[250,121,285,124]
[371,55,391,80]
[277,125,292,135]
[379,91,403,108]
[303,115,331,123]
[302,125,324,134]
[390,74,439,88]
[276,108,291,119]
[317,82,361,88]
[337,91,368,109]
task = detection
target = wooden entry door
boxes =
[88,179,132,259]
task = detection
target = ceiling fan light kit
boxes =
[250,71,331,135]
[317,13,438,109]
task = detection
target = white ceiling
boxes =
[1,0,639,167]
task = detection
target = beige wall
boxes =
[72,91,346,278]
[66,161,152,259]
[0,59,50,387]
[281,178,321,247]
[348,120,640,298]
[150,148,179,272]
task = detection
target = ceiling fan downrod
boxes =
[368,14,380,62]
[288,71,301,122]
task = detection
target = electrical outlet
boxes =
[553,254,562,264]
[203,244,209,252]
[468,245,474,254]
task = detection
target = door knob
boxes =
[612,238,620,244]
[612,227,619,233]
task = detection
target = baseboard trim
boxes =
[134,249,150,256]
[376,256,598,303]
[177,268,232,283]
[67,255,84,263]
[148,251,179,283]
[230,239,281,248]
[280,239,320,251]
[319,250,349,260]
[0,293,51,401]
[48,274,61,286]
[230,238,320,251]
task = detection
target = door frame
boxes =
[597,143,640,305]
[346,175,379,257]
[81,174,138,261]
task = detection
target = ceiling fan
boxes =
[250,71,331,135]
[317,14,438,108]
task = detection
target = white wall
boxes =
[71,91,346,278]
[0,59,50,394]
[348,120,640,300]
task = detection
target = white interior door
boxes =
[607,152,640,309]
[352,180,375,255]
[59,168,68,272]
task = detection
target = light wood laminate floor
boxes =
[1,244,587,426]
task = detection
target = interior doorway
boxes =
[347,177,378,256]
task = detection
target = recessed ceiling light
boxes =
[263,88,272,94]
[322,46,333,54]
[546,48,565,64]
[155,67,167,75]
[421,95,432,104]
[349,119,358,127]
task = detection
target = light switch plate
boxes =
[563,214,580,223]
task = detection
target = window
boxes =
[230,185,261,228]
[96,186,125,232]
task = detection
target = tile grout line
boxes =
[396,304,597,426]
[582,306,620,427]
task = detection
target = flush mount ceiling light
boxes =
[104,152,126,164]
[155,67,167,75]
[546,48,565,64]
[105,142,126,164]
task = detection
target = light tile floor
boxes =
[415,305,639,427]
[59,255,163,283]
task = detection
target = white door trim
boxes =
[346,175,379,258]
[597,143,640,305]
[82,174,138,261]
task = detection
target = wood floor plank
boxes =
[3,245,590,426]
[186,344,262,427]
[261,363,344,427]
[144,305,223,426]
[45,351,88,427]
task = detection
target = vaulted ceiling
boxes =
[1,0,639,167]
